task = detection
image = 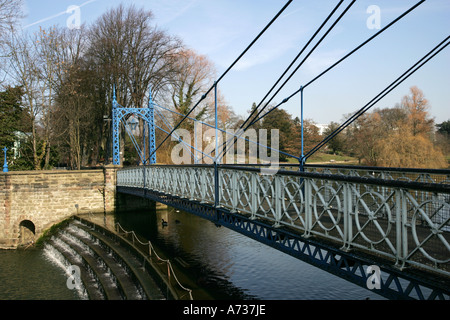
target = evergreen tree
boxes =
[437,120,450,136]
[0,86,24,148]
[260,108,293,162]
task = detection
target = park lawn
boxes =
[285,152,358,165]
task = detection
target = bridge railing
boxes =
[304,164,450,185]
[117,164,450,278]
[232,163,450,184]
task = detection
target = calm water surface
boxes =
[115,205,385,300]
[0,249,79,300]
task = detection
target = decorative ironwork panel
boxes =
[116,165,450,279]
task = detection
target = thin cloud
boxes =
[23,0,98,29]
[232,25,308,71]
[152,0,201,26]
[281,7,303,19]
[303,49,347,75]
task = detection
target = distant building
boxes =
[12,131,31,159]
[315,124,328,135]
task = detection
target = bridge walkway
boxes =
[116,164,450,300]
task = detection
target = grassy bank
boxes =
[286,152,358,165]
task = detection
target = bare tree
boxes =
[345,87,446,168]
[3,22,90,169]
[401,86,434,137]
[0,0,23,41]
[49,26,92,169]
[88,4,182,164]
[3,30,43,169]
[170,49,216,129]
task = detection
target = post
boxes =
[342,183,352,251]
[305,179,313,237]
[274,175,282,227]
[143,117,146,165]
[148,86,156,164]
[214,81,219,208]
[250,172,258,219]
[299,86,305,172]
[112,86,120,165]
[299,86,305,199]
[194,121,200,164]
[395,188,408,269]
[2,147,8,173]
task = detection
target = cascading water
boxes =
[41,218,165,300]
[43,242,89,300]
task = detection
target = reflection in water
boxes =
[115,204,384,300]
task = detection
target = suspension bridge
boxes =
[110,0,449,300]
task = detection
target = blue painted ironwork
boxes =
[154,101,289,164]
[148,87,156,165]
[214,81,219,207]
[116,164,450,300]
[299,86,305,171]
[112,86,156,165]
[117,183,450,300]
[2,147,8,172]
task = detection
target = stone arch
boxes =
[19,220,36,245]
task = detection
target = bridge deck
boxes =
[116,164,450,300]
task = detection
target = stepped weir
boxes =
[43,216,189,300]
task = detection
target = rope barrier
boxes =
[115,222,194,300]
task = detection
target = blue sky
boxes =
[20,0,450,126]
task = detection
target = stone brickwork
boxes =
[0,165,121,249]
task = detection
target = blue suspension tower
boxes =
[112,86,156,165]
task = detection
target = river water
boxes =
[0,248,79,300]
[0,203,384,300]
[113,204,384,300]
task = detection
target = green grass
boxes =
[286,152,358,165]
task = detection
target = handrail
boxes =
[117,162,450,175]
[116,164,450,279]
[117,164,450,193]
[115,222,193,300]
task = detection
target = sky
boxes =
[20,0,450,126]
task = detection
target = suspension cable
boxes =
[154,102,294,160]
[215,0,352,163]
[245,1,356,131]
[303,35,450,161]
[146,0,293,163]
[248,0,425,127]
[235,0,345,138]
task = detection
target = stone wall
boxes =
[0,165,120,249]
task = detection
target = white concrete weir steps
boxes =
[44,217,166,300]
